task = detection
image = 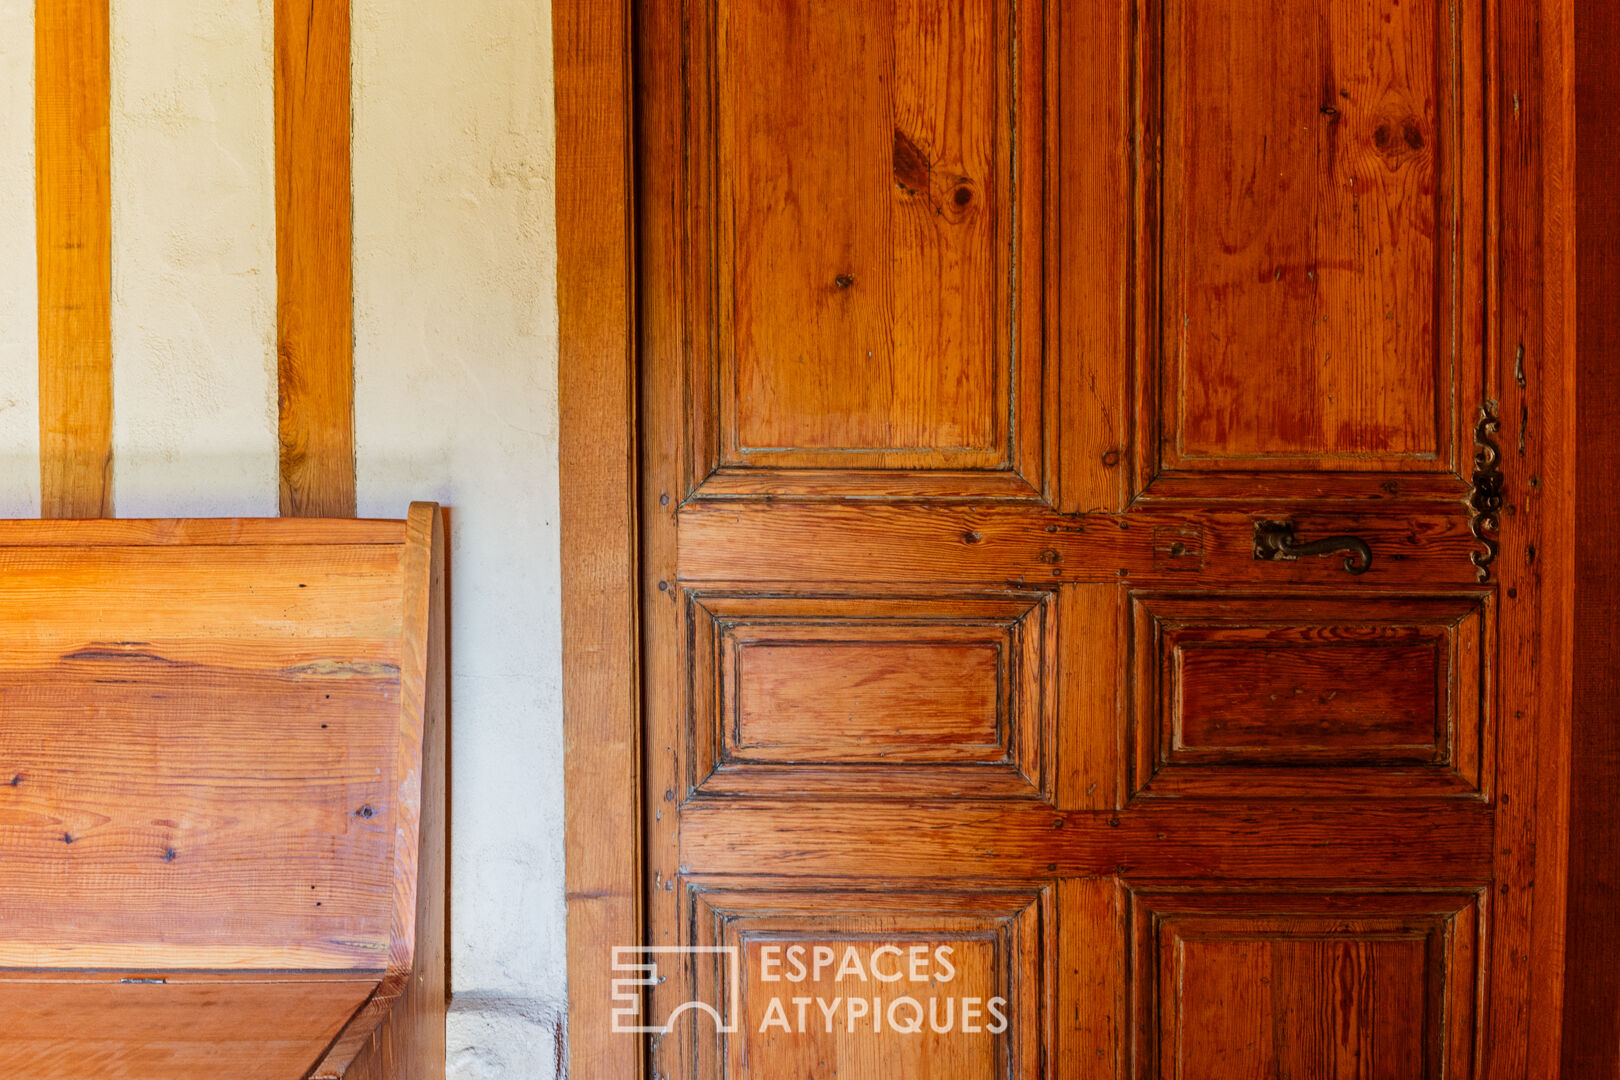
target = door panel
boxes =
[1130,891,1482,1079]
[1128,592,1490,798]
[687,591,1055,799]
[1152,0,1485,479]
[631,0,1547,1074]
[691,0,1050,493]
[691,887,1044,1079]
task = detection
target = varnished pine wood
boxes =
[692,887,1044,1079]
[1487,0,1574,1072]
[275,0,355,518]
[1058,0,1131,513]
[35,0,112,519]
[553,0,644,1074]
[638,3,1529,1077]
[722,0,1005,465]
[684,0,1050,495]
[1560,0,1618,1066]
[1129,593,1489,798]
[1131,891,1481,1079]
[557,0,1582,1075]
[678,802,1494,883]
[0,516,403,546]
[321,505,447,1079]
[677,503,1484,588]
[639,0,696,1068]
[1157,0,1483,473]
[0,975,376,1079]
[688,592,1050,798]
[0,508,443,1077]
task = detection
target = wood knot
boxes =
[892,129,930,195]
[1373,116,1425,167]
[833,274,855,290]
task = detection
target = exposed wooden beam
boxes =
[275,0,355,518]
[35,0,112,519]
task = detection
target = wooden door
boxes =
[624,0,1565,1075]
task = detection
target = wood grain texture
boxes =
[733,641,1002,757]
[640,0,697,1065]
[723,0,1003,461]
[35,0,112,519]
[1561,0,1619,1066]
[553,0,643,1073]
[677,502,1484,588]
[1156,0,1484,474]
[275,0,355,518]
[680,801,1494,884]
[1488,0,1574,1071]
[1131,891,1481,1079]
[1129,593,1488,799]
[1055,877,1128,1078]
[0,976,375,1079]
[590,0,1578,1075]
[1176,639,1441,751]
[691,886,1043,1079]
[0,659,399,969]
[685,0,1050,495]
[688,591,1051,798]
[323,505,447,1079]
[1058,0,1131,513]
[0,517,403,547]
[0,510,442,1076]
[1056,583,1126,810]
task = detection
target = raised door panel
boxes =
[687,0,1050,497]
[1145,0,1486,488]
[689,886,1043,1080]
[1131,891,1481,1080]
[688,592,1054,799]
[1128,592,1491,798]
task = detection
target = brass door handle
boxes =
[1252,519,1372,575]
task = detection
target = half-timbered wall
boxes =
[0,2,564,1074]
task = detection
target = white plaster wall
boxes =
[108,0,278,517]
[0,0,39,518]
[351,1,565,1075]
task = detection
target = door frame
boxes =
[554,0,642,1077]
[551,0,1610,1075]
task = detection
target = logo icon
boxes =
[611,945,741,1034]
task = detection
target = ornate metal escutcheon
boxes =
[1469,400,1504,583]
[1253,519,1373,575]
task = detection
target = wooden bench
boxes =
[0,504,446,1080]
